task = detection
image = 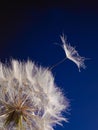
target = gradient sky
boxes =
[0,1,98,130]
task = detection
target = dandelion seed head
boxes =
[0,59,69,130]
[61,35,86,72]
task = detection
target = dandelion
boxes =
[0,59,69,130]
[61,35,86,72]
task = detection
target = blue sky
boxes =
[0,2,98,130]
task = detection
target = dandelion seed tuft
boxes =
[61,35,86,72]
[0,59,69,130]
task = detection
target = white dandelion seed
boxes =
[60,35,86,72]
[0,59,69,130]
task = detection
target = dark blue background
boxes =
[0,1,98,130]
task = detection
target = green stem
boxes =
[18,115,23,130]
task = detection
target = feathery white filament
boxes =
[0,59,69,130]
[61,35,86,72]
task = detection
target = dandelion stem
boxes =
[49,57,67,70]
[20,115,23,130]
[18,115,23,130]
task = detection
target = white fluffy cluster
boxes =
[61,35,86,72]
[0,60,69,130]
